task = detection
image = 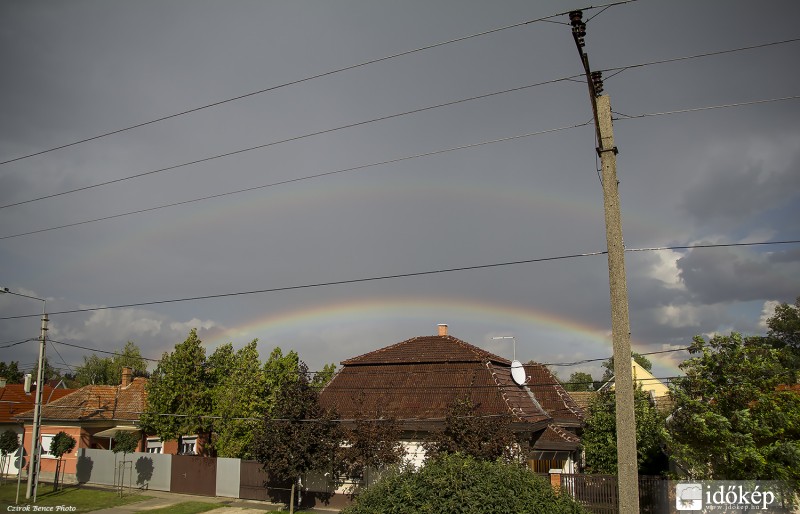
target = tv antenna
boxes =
[492,336,528,386]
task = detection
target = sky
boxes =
[1,0,798,385]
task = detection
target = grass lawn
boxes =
[0,481,150,512]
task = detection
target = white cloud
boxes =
[656,304,699,328]
[759,300,780,329]
[169,318,223,334]
[647,249,686,290]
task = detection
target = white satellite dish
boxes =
[510,359,527,386]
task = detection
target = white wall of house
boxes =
[0,426,24,476]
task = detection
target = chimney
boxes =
[438,324,448,336]
[121,367,132,387]
[0,377,6,388]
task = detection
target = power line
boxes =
[613,95,800,121]
[1,239,797,321]
[2,37,793,213]
[0,121,591,240]
[601,36,800,77]
[0,75,584,211]
[47,339,161,363]
[0,1,635,168]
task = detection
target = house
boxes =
[16,367,147,481]
[0,376,74,476]
[597,357,673,411]
[319,324,585,474]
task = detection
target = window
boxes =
[39,434,55,459]
[179,436,197,455]
[146,438,162,454]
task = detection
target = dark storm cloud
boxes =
[677,246,800,304]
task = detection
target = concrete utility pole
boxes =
[568,11,640,513]
[26,312,48,501]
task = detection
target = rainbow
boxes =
[203,296,682,374]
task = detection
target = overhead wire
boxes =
[1,239,797,321]
[0,1,636,168]
[0,121,593,240]
[0,75,585,210]
[3,35,797,211]
[613,95,800,121]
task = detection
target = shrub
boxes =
[342,453,587,514]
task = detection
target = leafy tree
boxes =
[112,430,140,495]
[342,453,588,514]
[582,387,667,475]
[74,342,148,386]
[50,431,76,491]
[600,351,652,383]
[141,329,212,451]
[210,342,300,459]
[423,397,519,462]
[666,332,800,489]
[564,371,595,392]
[312,363,336,389]
[0,362,24,383]
[252,362,342,514]
[337,416,405,484]
[767,296,800,350]
[0,430,19,484]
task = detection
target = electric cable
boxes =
[1,239,797,321]
[0,1,635,168]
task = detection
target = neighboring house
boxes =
[0,376,74,476]
[597,358,673,411]
[16,367,146,480]
[319,324,585,474]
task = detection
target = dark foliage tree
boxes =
[0,430,19,484]
[342,453,588,514]
[337,416,405,485]
[582,387,668,475]
[251,361,342,514]
[0,362,24,383]
[666,332,800,489]
[423,397,519,462]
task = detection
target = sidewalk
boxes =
[88,486,337,514]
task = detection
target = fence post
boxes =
[549,472,561,493]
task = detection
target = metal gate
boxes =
[239,460,292,504]
[170,455,217,496]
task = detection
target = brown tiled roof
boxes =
[523,363,584,425]
[321,334,580,431]
[342,335,510,366]
[17,377,147,423]
[0,384,75,424]
[567,391,595,411]
[533,425,581,450]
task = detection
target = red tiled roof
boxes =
[0,384,75,424]
[17,377,147,423]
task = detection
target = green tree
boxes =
[666,332,800,488]
[252,362,341,514]
[582,387,668,474]
[342,453,588,514]
[0,362,24,383]
[112,430,140,495]
[423,397,519,463]
[50,431,76,491]
[767,296,800,350]
[141,329,212,451]
[564,371,595,392]
[0,430,19,484]
[74,342,147,386]
[210,342,300,459]
[312,363,336,389]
